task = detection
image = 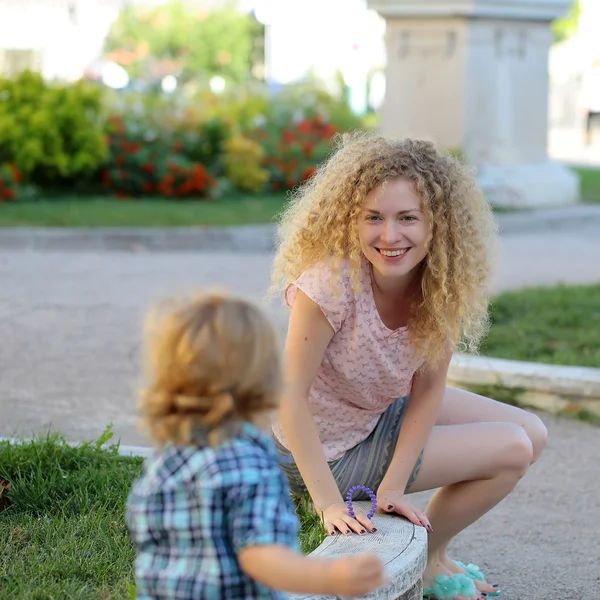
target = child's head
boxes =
[139,291,281,447]
[271,131,499,365]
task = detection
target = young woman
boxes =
[270,133,548,600]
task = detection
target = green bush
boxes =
[0,71,107,185]
[0,162,22,201]
[103,115,216,199]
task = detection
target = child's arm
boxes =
[238,544,384,597]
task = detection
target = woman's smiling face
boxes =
[357,177,430,281]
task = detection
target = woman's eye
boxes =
[367,215,381,221]
[401,215,416,222]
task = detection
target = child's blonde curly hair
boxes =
[270,132,499,366]
[139,291,281,446]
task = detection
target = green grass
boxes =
[572,167,600,203]
[0,428,141,599]
[0,428,326,599]
[0,194,289,227]
[483,283,600,368]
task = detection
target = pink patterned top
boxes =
[272,257,424,462]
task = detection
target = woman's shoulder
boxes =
[285,257,357,333]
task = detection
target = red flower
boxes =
[142,163,154,173]
[282,130,296,144]
[302,141,314,156]
[302,167,316,181]
[10,165,21,182]
[1,189,15,200]
[297,119,312,134]
[143,182,154,193]
[322,124,338,138]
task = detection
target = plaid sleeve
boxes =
[226,464,300,554]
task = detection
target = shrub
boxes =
[0,163,21,201]
[223,136,268,193]
[0,70,107,185]
[102,115,215,199]
[250,114,338,191]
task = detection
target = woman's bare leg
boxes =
[437,386,549,462]
[407,421,533,599]
[433,386,548,588]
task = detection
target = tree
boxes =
[104,0,262,85]
[552,0,581,44]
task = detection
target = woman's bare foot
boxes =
[423,555,484,600]
[440,552,500,595]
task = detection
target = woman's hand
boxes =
[376,488,433,532]
[320,501,378,537]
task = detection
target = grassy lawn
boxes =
[0,430,325,599]
[0,194,289,227]
[483,283,600,368]
[0,168,598,228]
[572,166,600,203]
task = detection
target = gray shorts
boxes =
[273,396,423,500]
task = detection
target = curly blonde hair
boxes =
[139,291,281,446]
[271,132,499,366]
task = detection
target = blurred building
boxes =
[550,0,600,128]
[0,0,126,80]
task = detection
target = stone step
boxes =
[289,502,427,600]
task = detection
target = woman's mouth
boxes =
[376,247,410,259]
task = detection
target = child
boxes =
[126,291,384,599]
[270,133,548,600]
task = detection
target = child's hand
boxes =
[329,553,385,596]
[321,501,378,536]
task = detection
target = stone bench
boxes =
[290,502,427,600]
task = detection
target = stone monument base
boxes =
[476,161,579,208]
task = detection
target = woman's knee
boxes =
[499,424,534,477]
[523,412,548,463]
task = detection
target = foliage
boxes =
[104,0,262,86]
[223,136,269,193]
[0,162,22,202]
[571,166,600,203]
[484,283,600,368]
[552,0,581,44]
[0,428,140,598]
[102,115,216,199]
[0,195,289,227]
[0,70,107,184]
[250,114,338,191]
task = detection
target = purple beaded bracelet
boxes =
[346,485,377,520]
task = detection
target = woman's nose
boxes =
[381,220,401,243]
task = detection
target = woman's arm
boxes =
[278,289,342,511]
[378,349,452,494]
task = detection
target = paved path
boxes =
[0,216,599,598]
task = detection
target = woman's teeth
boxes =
[379,248,408,257]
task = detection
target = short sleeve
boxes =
[285,260,353,333]
[227,465,300,554]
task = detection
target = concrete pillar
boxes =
[367,0,580,208]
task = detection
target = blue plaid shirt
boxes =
[126,423,300,600]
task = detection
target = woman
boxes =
[270,133,547,600]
